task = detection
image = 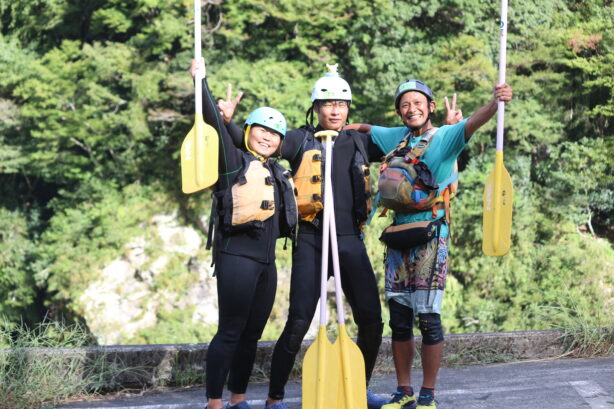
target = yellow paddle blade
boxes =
[181,113,218,193]
[302,326,340,409]
[483,151,514,256]
[334,324,367,409]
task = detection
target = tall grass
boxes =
[539,304,614,358]
[560,317,614,358]
[0,318,109,409]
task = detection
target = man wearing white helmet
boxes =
[221,64,389,409]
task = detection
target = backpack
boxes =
[370,127,458,224]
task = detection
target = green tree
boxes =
[0,0,612,341]
[0,209,38,322]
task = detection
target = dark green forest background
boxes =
[1,0,613,344]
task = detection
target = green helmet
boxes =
[244,107,287,137]
[394,79,434,109]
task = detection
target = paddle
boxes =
[181,0,218,194]
[302,130,340,409]
[329,184,368,409]
[320,130,368,409]
[482,0,514,256]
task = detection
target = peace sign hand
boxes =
[444,93,464,125]
[217,83,244,124]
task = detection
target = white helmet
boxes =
[310,63,352,102]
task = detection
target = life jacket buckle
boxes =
[265,176,273,185]
[311,175,321,183]
[260,200,274,210]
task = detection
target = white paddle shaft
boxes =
[496,0,508,152]
[318,134,334,325]
[193,0,204,115]
[316,132,346,325]
[326,165,346,325]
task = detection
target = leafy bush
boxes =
[35,183,167,314]
[0,209,37,322]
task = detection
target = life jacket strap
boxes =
[366,192,380,226]
[437,171,458,196]
[443,187,452,239]
[206,193,221,270]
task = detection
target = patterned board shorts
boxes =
[384,236,449,314]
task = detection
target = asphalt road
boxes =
[58,357,614,409]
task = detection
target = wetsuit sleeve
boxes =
[227,120,244,148]
[357,131,385,162]
[279,129,304,162]
[201,78,242,189]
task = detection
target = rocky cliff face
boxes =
[76,211,306,346]
[78,212,219,345]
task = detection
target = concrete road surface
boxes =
[58,357,614,409]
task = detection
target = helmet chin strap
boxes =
[244,125,266,162]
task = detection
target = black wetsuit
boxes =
[228,122,386,400]
[200,79,292,400]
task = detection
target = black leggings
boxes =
[268,232,383,400]
[206,253,277,399]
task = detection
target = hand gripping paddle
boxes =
[483,0,514,256]
[181,0,218,193]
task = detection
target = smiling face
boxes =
[396,91,435,131]
[246,125,282,158]
[314,100,349,131]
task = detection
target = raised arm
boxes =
[464,83,512,141]
[344,123,373,135]
[227,120,244,148]
[189,59,242,187]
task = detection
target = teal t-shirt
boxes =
[371,119,470,237]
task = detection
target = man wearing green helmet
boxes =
[189,59,297,409]
[347,79,513,409]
